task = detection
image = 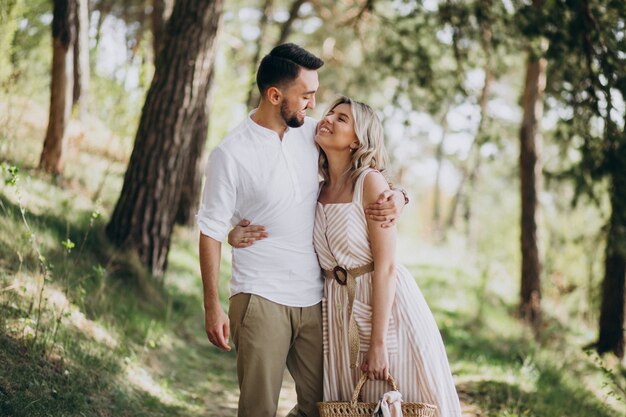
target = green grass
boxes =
[1,97,625,416]
[405,262,624,417]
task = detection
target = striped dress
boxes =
[313,169,462,417]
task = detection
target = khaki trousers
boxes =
[229,293,323,417]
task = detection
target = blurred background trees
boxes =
[2,0,626,415]
[1,0,624,357]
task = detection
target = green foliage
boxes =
[61,238,75,253]
[4,0,51,99]
[0,0,25,85]
[0,132,238,416]
[1,0,625,414]
[542,0,626,199]
[2,162,19,186]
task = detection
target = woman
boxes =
[231,97,461,416]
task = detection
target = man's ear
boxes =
[266,86,282,105]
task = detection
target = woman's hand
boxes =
[361,342,389,381]
[227,219,268,248]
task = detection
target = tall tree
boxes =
[40,0,77,174]
[175,65,215,226]
[433,113,449,243]
[535,0,626,355]
[106,0,224,277]
[151,0,174,61]
[150,0,205,227]
[73,0,89,114]
[275,0,306,46]
[445,0,496,238]
[518,0,545,334]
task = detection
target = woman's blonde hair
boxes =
[318,96,389,187]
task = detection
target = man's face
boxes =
[280,69,319,128]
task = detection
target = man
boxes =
[197,44,404,417]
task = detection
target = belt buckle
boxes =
[333,266,348,286]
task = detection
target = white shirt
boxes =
[197,112,323,307]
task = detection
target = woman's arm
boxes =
[362,171,397,380]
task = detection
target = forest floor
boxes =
[0,97,624,417]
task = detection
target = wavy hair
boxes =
[318,97,389,188]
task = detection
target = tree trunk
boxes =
[596,147,626,358]
[73,0,89,115]
[519,53,546,333]
[245,0,275,109]
[275,0,306,46]
[433,118,447,244]
[446,6,493,235]
[93,0,112,53]
[152,0,174,62]
[40,0,77,175]
[106,0,224,277]
[175,65,215,226]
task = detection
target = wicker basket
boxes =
[318,374,437,417]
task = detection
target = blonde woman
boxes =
[313,97,461,416]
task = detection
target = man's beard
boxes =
[281,101,305,128]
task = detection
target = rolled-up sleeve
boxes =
[196,146,238,241]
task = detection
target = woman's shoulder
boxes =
[361,169,390,204]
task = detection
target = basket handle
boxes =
[350,373,399,407]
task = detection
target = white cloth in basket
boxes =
[373,390,403,417]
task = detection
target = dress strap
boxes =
[352,168,377,205]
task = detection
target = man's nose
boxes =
[308,96,316,109]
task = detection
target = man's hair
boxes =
[256,43,324,96]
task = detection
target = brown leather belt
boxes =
[322,262,374,369]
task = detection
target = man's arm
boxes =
[199,233,231,351]
[365,188,408,228]
[227,219,268,248]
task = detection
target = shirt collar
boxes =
[246,109,290,141]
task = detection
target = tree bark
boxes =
[106,0,224,277]
[73,0,89,115]
[596,145,626,358]
[152,0,174,62]
[175,65,215,226]
[519,52,546,333]
[40,0,77,175]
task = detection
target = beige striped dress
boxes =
[313,169,462,417]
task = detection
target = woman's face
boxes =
[315,103,359,153]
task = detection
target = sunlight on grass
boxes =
[4,273,120,348]
[2,90,625,417]
[124,362,185,407]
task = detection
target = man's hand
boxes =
[364,189,406,228]
[228,219,268,248]
[205,305,231,351]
